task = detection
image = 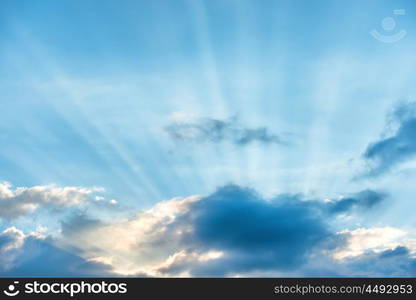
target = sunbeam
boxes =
[2,0,416,278]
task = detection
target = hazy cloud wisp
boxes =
[165,117,287,146]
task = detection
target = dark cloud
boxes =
[363,101,416,176]
[186,186,329,275]
[165,117,287,146]
[157,185,384,276]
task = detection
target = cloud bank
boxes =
[53,185,392,277]
[2,182,414,277]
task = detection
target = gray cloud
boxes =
[363,101,416,176]
[165,117,287,146]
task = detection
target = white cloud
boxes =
[333,227,407,260]
[0,182,103,220]
[0,227,42,271]
[58,195,211,276]
[154,250,224,277]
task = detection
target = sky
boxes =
[2,0,416,277]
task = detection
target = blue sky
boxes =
[2,0,416,277]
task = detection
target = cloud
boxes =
[327,190,387,214]
[167,185,330,276]
[363,101,416,176]
[0,227,115,277]
[60,213,104,238]
[0,227,26,271]
[0,182,102,220]
[302,243,416,277]
[0,183,394,277]
[56,185,385,277]
[299,227,416,277]
[345,246,416,277]
[332,227,406,260]
[165,117,287,146]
